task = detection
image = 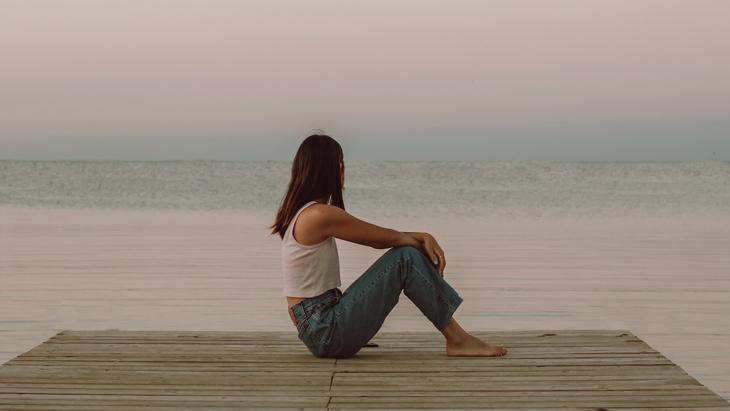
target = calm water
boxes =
[1,160,729,219]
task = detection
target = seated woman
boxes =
[269,132,508,359]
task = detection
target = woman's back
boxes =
[281,200,341,298]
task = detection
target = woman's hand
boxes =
[401,231,446,275]
[422,233,446,276]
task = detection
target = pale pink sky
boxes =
[1,0,728,160]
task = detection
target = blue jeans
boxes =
[289,245,464,358]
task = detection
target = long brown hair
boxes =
[269,133,345,239]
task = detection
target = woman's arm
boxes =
[315,205,421,249]
[316,205,445,272]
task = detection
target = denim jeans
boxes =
[289,245,464,358]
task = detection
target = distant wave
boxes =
[1,160,728,219]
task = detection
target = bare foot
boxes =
[446,334,508,357]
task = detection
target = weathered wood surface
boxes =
[0,329,728,410]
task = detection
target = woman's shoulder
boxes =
[292,202,338,245]
[302,201,338,217]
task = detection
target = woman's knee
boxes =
[379,246,420,271]
[390,245,421,259]
[395,245,434,269]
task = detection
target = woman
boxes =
[269,133,508,359]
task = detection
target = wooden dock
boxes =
[1,329,728,410]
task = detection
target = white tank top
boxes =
[281,200,341,297]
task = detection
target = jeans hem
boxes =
[435,294,463,331]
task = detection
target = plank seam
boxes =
[326,358,336,410]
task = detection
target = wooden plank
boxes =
[52,329,634,338]
[0,394,330,407]
[327,408,730,411]
[0,364,693,381]
[4,407,326,411]
[327,397,730,408]
[25,342,655,353]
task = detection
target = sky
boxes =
[1,0,728,161]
